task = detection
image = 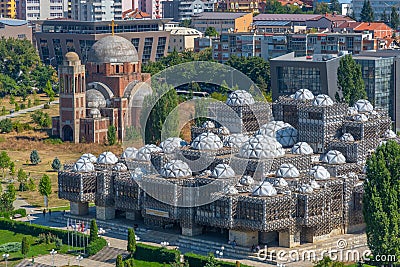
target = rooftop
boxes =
[0,18,28,26]
[253,20,291,26]
[192,12,250,20]
[254,14,320,22]
[271,52,341,62]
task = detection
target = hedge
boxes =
[0,218,86,244]
[0,208,27,218]
[134,243,179,264]
[184,252,252,267]
[87,237,107,256]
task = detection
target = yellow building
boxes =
[0,0,16,18]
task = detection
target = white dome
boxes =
[340,133,354,142]
[310,180,320,189]
[309,166,330,180]
[226,90,255,106]
[252,181,277,197]
[191,132,223,150]
[211,164,235,178]
[130,167,144,180]
[354,99,373,113]
[276,126,298,147]
[383,129,397,139]
[239,175,254,186]
[160,137,183,154]
[161,160,192,178]
[347,107,358,116]
[80,153,97,163]
[73,158,95,172]
[271,177,289,187]
[202,121,215,129]
[298,184,314,194]
[294,89,314,100]
[353,114,368,122]
[239,135,285,159]
[223,134,249,148]
[313,94,334,106]
[291,142,313,155]
[224,185,239,196]
[113,162,128,172]
[121,147,138,159]
[97,151,118,164]
[256,121,288,137]
[136,144,162,161]
[218,126,230,135]
[276,163,300,178]
[322,150,346,164]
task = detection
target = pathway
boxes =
[0,100,59,120]
[15,254,113,267]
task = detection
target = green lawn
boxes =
[0,229,81,267]
[133,259,168,266]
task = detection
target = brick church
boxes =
[51,35,152,143]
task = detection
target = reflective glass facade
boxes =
[276,66,321,94]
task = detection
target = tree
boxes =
[391,6,400,29]
[30,150,41,165]
[314,3,330,14]
[363,140,400,264]
[330,0,341,13]
[179,19,191,27]
[43,80,55,102]
[0,151,11,178]
[107,125,116,145]
[204,253,220,267]
[8,161,15,177]
[38,174,51,207]
[0,184,16,212]
[127,228,137,256]
[21,236,30,258]
[314,256,345,267]
[116,255,123,267]
[31,110,51,128]
[27,177,36,191]
[205,26,219,37]
[89,219,98,242]
[51,157,61,171]
[17,168,28,191]
[381,9,389,22]
[0,118,12,133]
[360,0,374,22]
[336,54,366,106]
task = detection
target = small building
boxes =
[191,12,253,34]
[0,18,32,42]
[0,0,16,18]
[253,14,320,33]
[336,22,394,39]
[166,26,202,52]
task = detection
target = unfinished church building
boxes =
[51,35,152,144]
[58,88,398,248]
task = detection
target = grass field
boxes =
[0,93,53,116]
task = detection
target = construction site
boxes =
[58,89,398,248]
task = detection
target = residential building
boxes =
[17,0,67,20]
[352,0,399,22]
[35,19,170,66]
[70,0,122,21]
[163,0,215,21]
[341,3,352,16]
[306,14,355,30]
[166,26,202,52]
[191,12,252,34]
[0,0,16,18]
[222,0,261,13]
[0,18,32,41]
[336,22,393,39]
[253,14,320,33]
[194,36,214,52]
[270,52,343,100]
[122,8,151,19]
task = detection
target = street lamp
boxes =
[76,254,83,267]
[215,250,223,258]
[50,249,57,267]
[27,214,31,224]
[135,235,140,241]
[2,253,9,267]
[160,241,169,248]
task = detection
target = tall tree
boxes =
[314,3,330,14]
[360,0,374,22]
[17,168,28,191]
[363,141,400,263]
[89,219,98,242]
[30,150,41,165]
[205,26,219,37]
[43,80,55,102]
[391,6,400,29]
[107,125,116,145]
[38,174,51,208]
[116,255,123,267]
[51,157,61,171]
[127,228,137,256]
[0,151,11,178]
[381,9,389,23]
[336,54,367,105]
[0,184,16,212]
[330,0,341,13]
[21,236,30,258]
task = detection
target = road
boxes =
[0,100,59,120]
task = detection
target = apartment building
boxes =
[17,0,67,20]
[191,12,252,34]
[0,0,16,18]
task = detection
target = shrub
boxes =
[184,253,251,267]
[31,110,51,127]
[0,208,26,219]
[55,238,62,250]
[87,237,107,256]
[43,103,50,109]
[0,119,13,133]
[44,138,63,145]
[0,242,21,253]
[21,236,30,257]
[134,243,179,264]
[51,157,61,171]
[30,150,41,165]
[89,219,98,242]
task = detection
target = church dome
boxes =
[73,158,95,172]
[239,135,285,159]
[226,90,255,106]
[65,52,80,62]
[191,132,223,150]
[86,89,107,108]
[161,160,192,178]
[88,35,139,64]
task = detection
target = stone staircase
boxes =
[89,247,129,264]
[15,260,51,267]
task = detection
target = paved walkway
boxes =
[15,254,113,267]
[0,100,59,121]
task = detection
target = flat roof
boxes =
[271,52,340,62]
[254,14,320,22]
[0,18,28,26]
[192,12,250,20]
[253,20,291,26]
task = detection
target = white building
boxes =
[166,25,202,52]
[18,0,67,20]
[70,0,123,21]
